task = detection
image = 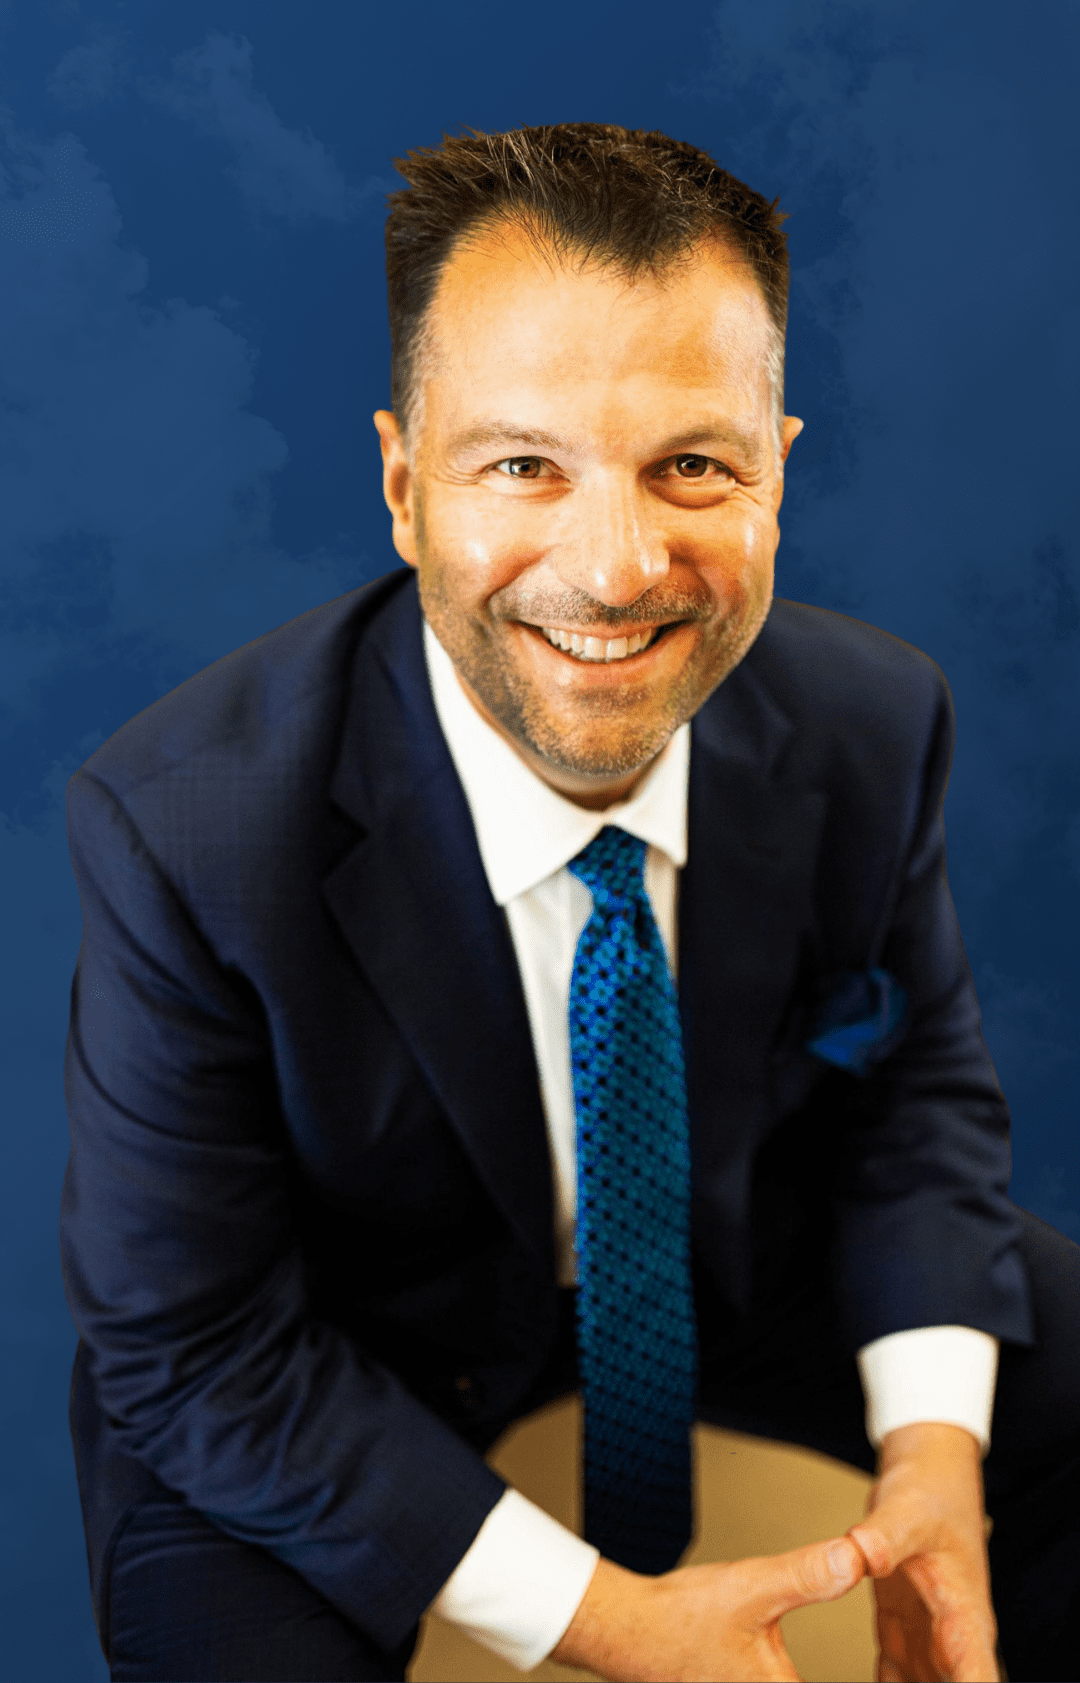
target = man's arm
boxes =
[851,1422,999,1683]
[61,763,869,1683]
[61,767,507,1655]
[850,1329,1002,1679]
[821,670,1013,1681]
[827,673,1033,1354]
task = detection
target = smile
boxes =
[538,625,662,662]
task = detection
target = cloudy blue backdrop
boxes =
[2,2,1076,1676]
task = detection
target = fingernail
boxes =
[828,1540,854,1578]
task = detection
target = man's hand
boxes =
[848,1422,999,1683]
[549,1533,865,1681]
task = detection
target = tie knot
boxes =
[568,825,648,908]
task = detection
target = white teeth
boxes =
[540,626,657,660]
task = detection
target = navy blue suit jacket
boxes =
[61,568,1033,1653]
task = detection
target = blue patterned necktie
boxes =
[567,824,698,1575]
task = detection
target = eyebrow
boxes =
[447,419,765,466]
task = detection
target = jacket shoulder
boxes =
[72,568,413,799]
[747,597,952,752]
[757,598,948,706]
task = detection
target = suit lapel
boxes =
[681,652,827,1306]
[321,578,556,1283]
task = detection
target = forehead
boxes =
[422,222,775,428]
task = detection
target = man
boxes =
[61,124,1078,1683]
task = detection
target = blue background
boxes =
[2,2,1077,1676]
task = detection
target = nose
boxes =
[549,472,670,607]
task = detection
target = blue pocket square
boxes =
[804,966,909,1077]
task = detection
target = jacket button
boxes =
[454,1374,474,1408]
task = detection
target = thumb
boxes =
[755,1535,865,1623]
[848,1502,921,1578]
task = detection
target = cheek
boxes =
[736,510,774,567]
[472,494,558,573]
[688,511,775,599]
[421,489,546,603]
[459,536,499,573]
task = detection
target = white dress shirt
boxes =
[420,619,999,1672]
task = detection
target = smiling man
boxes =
[62,125,1078,1683]
[377,217,791,811]
[378,217,790,814]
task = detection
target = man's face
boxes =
[375,221,802,806]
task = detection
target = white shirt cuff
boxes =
[856,1325,1000,1454]
[428,1487,601,1672]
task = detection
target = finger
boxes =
[903,1553,999,1656]
[925,1607,999,1682]
[929,1638,998,1683]
[877,1562,998,1683]
[750,1534,865,1621]
[877,1603,932,1683]
[951,1651,1000,1683]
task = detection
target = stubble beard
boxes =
[418,559,772,781]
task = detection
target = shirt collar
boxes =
[423,618,689,907]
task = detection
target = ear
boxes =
[779,414,804,465]
[771,414,804,514]
[373,410,418,567]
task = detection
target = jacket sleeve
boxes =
[828,674,1036,1352]
[60,767,507,1653]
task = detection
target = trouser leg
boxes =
[982,1212,1080,1682]
[105,1484,419,1683]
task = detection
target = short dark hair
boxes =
[384,122,790,444]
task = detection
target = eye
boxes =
[667,454,732,480]
[495,456,546,479]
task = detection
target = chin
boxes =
[525,714,679,781]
